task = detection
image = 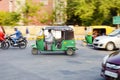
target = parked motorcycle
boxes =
[4,35,27,49]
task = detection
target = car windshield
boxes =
[108,29,120,36]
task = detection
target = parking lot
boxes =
[0,40,115,80]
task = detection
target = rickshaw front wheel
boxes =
[32,48,38,55]
[66,48,74,56]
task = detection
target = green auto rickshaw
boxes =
[32,26,77,55]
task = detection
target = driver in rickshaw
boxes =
[45,29,54,50]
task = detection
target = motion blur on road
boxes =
[0,0,119,80]
[0,40,114,80]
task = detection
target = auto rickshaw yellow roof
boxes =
[90,25,113,29]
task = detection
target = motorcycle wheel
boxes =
[19,41,27,49]
[1,41,10,49]
[4,41,10,49]
[1,41,5,49]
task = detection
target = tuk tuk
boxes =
[32,26,77,55]
[85,26,114,44]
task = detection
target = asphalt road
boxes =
[0,40,115,80]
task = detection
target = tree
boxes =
[99,0,120,27]
[67,0,96,26]
[54,0,67,25]
[66,0,120,26]
[22,0,43,25]
[66,0,81,25]
[0,11,20,26]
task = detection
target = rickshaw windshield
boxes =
[108,29,120,36]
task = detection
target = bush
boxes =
[0,11,21,26]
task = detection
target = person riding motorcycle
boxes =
[11,28,22,45]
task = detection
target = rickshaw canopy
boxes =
[44,26,73,31]
[86,26,115,35]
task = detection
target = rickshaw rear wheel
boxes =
[32,48,38,55]
[66,48,74,56]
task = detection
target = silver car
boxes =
[93,29,120,51]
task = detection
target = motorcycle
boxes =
[4,35,27,49]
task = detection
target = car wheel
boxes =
[106,42,115,51]
[32,48,38,55]
[66,48,74,56]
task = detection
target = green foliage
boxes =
[38,12,49,24]
[0,11,20,26]
[22,18,30,25]
[53,0,67,25]
[66,0,120,26]
[50,10,56,24]
[22,0,43,25]
[22,0,43,16]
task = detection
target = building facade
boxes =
[0,0,13,12]
[0,0,66,25]
[29,0,54,25]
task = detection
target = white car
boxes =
[93,29,120,51]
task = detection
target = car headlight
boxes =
[113,66,120,69]
[95,39,99,42]
[103,55,109,65]
[106,63,120,69]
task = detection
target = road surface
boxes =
[0,40,114,80]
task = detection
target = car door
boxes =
[115,32,120,48]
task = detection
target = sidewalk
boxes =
[75,35,85,40]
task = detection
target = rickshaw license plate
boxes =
[105,70,118,78]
